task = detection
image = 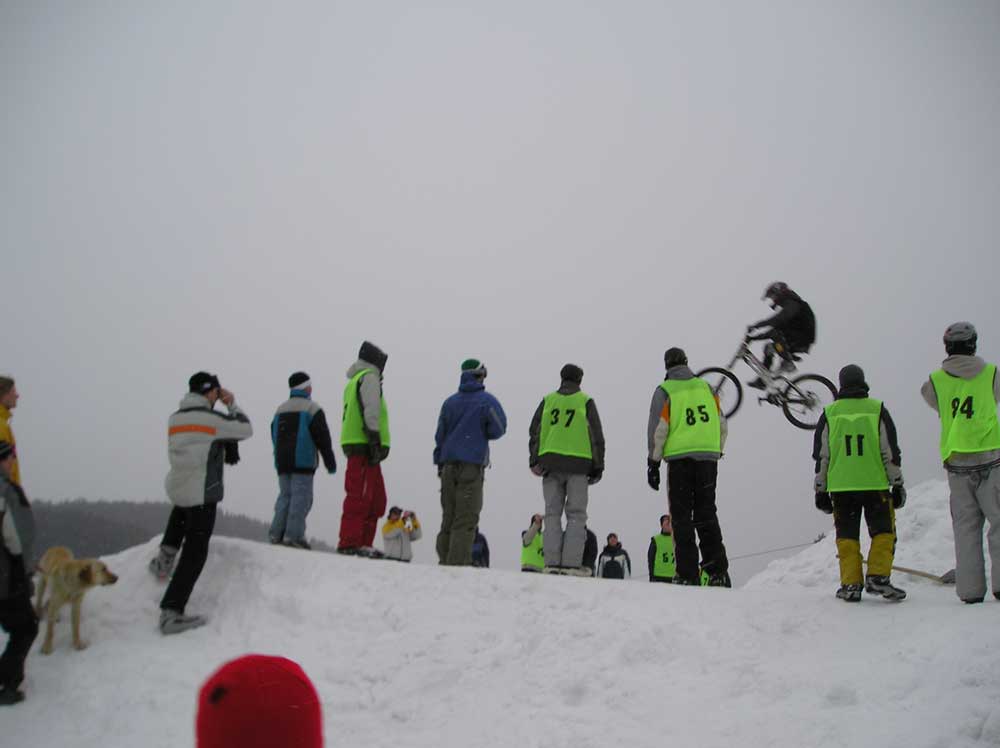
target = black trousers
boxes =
[160,504,217,614]
[667,459,728,583]
[0,592,38,691]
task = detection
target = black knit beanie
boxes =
[288,371,311,389]
[560,363,584,384]
[664,347,688,369]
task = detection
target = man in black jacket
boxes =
[746,282,816,389]
[597,533,632,579]
[269,372,337,549]
[0,440,37,706]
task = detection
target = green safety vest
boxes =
[659,379,722,458]
[340,369,391,447]
[824,398,889,492]
[538,391,593,460]
[521,532,544,569]
[930,365,1000,462]
[652,534,676,579]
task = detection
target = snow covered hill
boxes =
[5,481,999,748]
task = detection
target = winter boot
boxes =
[962,597,984,604]
[148,545,179,581]
[0,688,25,706]
[707,571,732,588]
[159,609,207,635]
[542,566,566,575]
[356,546,384,559]
[747,377,766,390]
[564,566,593,577]
[284,539,312,550]
[864,575,906,601]
[674,576,700,586]
[836,584,863,602]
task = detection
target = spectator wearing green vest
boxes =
[521,514,544,572]
[920,322,1000,604]
[337,341,391,557]
[528,364,606,576]
[814,364,905,602]
[648,514,676,583]
[647,348,730,587]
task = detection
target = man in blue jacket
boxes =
[433,359,507,565]
[269,372,337,549]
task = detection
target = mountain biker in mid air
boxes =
[746,282,816,390]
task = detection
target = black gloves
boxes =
[223,441,241,465]
[647,460,661,491]
[814,491,833,514]
[588,469,603,485]
[891,485,906,509]
[364,430,383,465]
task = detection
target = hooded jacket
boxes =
[164,393,253,507]
[342,358,390,460]
[921,354,1000,471]
[528,380,605,476]
[648,364,728,462]
[812,379,903,492]
[381,516,422,561]
[434,371,507,466]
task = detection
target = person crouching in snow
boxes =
[381,507,421,562]
[814,364,906,602]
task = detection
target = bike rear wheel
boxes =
[781,374,836,430]
[696,367,743,419]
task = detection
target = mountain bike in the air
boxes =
[696,335,837,430]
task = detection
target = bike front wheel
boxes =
[781,374,837,430]
[696,367,743,419]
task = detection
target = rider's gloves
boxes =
[647,459,661,491]
[814,491,833,514]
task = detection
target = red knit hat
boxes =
[196,655,323,748]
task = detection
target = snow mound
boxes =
[746,479,960,591]
[5,491,1000,748]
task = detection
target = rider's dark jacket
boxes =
[751,290,816,351]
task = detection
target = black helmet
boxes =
[762,281,789,302]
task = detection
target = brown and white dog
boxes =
[35,546,118,654]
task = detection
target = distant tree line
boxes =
[30,499,335,558]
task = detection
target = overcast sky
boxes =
[3,1,998,580]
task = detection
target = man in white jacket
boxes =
[150,372,252,634]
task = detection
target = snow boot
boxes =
[284,539,311,550]
[0,688,25,706]
[707,571,732,588]
[148,545,178,581]
[864,575,906,601]
[355,546,384,559]
[542,566,566,575]
[159,609,207,635]
[836,584,863,602]
[962,597,984,604]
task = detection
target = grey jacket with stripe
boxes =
[164,393,253,508]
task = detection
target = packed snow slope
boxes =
[6,480,999,748]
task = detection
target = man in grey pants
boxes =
[921,322,1000,604]
[528,364,605,576]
